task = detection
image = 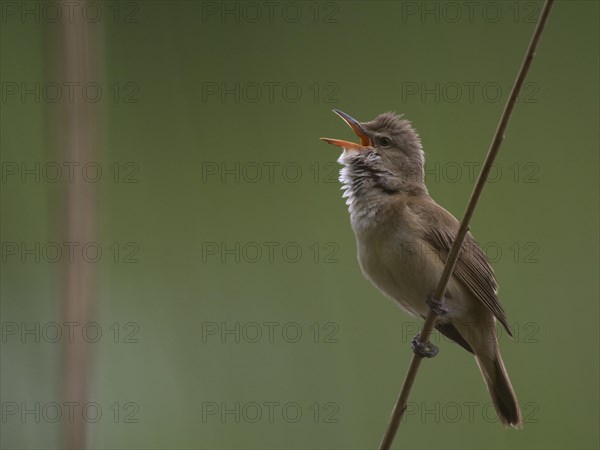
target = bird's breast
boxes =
[352,216,467,320]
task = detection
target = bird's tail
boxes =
[475,346,523,428]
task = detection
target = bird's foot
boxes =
[411,334,439,358]
[426,293,451,316]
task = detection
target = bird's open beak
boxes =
[320,109,372,151]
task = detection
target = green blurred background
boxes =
[1,1,599,449]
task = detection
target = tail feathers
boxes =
[476,352,523,428]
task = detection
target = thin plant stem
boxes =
[379,1,555,448]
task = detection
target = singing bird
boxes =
[321,109,522,427]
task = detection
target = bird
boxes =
[320,109,522,428]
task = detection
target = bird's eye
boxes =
[379,137,392,147]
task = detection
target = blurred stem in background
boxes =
[56,3,104,448]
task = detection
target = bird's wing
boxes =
[416,199,512,335]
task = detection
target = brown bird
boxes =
[321,109,522,427]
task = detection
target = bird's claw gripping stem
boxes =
[426,293,451,316]
[411,334,439,358]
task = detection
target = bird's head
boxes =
[321,110,426,193]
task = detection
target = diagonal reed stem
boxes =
[379,1,555,448]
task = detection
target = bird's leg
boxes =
[411,334,439,358]
[426,292,451,316]
[411,294,451,357]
